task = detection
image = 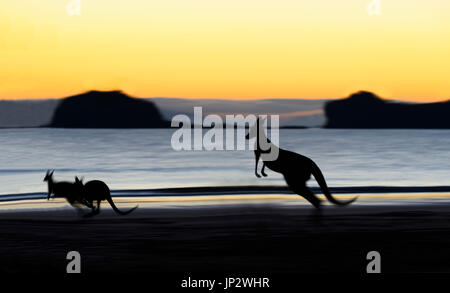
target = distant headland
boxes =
[0,90,449,129]
[47,90,170,128]
[324,91,450,129]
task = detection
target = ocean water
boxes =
[0,128,449,196]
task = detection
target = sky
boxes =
[0,0,449,101]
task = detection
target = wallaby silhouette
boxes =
[44,170,86,207]
[44,170,137,217]
[246,118,357,209]
[75,178,138,217]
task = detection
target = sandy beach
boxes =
[1,193,450,279]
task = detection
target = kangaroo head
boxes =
[245,117,267,140]
[74,176,84,192]
[75,176,83,185]
[43,170,54,182]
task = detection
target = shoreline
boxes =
[1,185,450,202]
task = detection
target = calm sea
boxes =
[0,128,449,196]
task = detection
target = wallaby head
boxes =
[74,176,85,199]
[245,117,267,140]
[43,170,54,182]
[74,176,84,191]
[75,176,84,185]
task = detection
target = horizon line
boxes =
[0,89,448,104]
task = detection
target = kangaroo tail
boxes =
[311,162,358,206]
[107,197,138,215]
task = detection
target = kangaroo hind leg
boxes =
[83,200,101,217]
[94,199,101,215]
[298,186,322,209]
[284,175,322,209]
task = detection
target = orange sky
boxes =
[1,0,449,101]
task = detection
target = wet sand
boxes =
[1,194,450,278]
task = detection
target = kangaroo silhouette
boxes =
[44,170,86,207]
[44,170,137,217]
[246,118,357,208]
[75,178,138,217]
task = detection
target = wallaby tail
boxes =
[311,162,358,206]
[107,197,138,215]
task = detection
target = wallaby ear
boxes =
[50,170,54,176]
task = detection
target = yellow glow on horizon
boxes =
[1,0,449,101]
[2,193,450,210]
